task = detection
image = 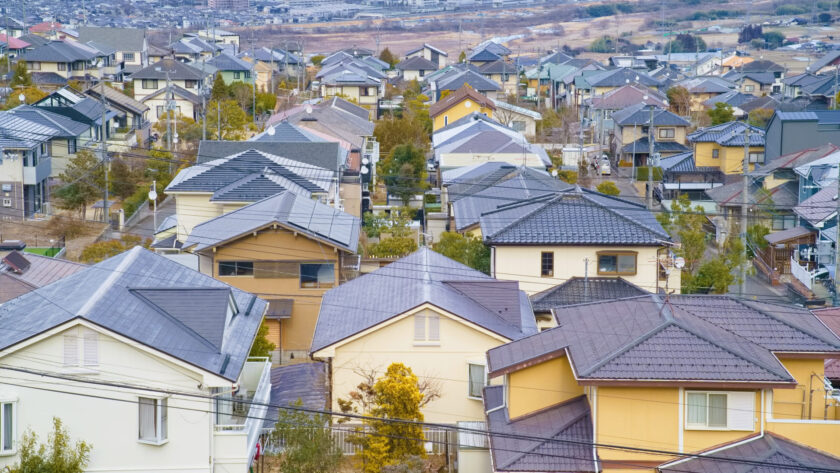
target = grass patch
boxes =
[24,247,61,257]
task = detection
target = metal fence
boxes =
[263,424,458,456]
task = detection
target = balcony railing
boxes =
[214,358,271,467]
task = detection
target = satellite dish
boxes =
[674,257,685,269]
[362,157,369,165]
[305,104,313,114]
[266,126,276,136]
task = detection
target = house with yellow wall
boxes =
[674,76,735,113]
[482,295,840,473]
[478,60,519,96]
[689,121,766,174]
[310,248,538,425]
[182,192,360,363]
[429,85,495,131]
[316,58,386,114]
[18,39,111,81]
[480,188,681,300]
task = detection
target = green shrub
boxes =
[122,187,149,218]
[635,166,663,181]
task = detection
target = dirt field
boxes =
[0,218,108,262]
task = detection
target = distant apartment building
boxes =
[208,0,249,10]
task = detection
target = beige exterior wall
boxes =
[619,125,687,147]
[493,245,679,295]
[321,85,378,109]
[173,193,231,242]
[402,69,424,82]
[133,78,200,101]
[314,304,509,424]
[506,355,582,419]
[144,96,197,123]
[439,152,545,170]
[206,227,343,355]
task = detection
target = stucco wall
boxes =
[506,355,582,419]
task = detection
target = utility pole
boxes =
[100,80,109,225]
[251,30,256,125]
[835,159,840,302]
[165,70,172,153]
[646,106,655,209]
[217,100,221,139]
[740,125,751,297]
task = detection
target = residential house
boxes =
[6,104,94,177]
[483,294,840,473]
[492,101,541,138]
[702,89,757,118]
[588,84,667,146]
[765,110,840,160]
[446,164,572,236]
[783,72,828,98]
[429,85,496,131]
[395,56,438,82]
[207,53,254,85]
[84,84,151,147]
[17,40,111,82]
[196,28,240,54]
[427,65,502,101]
[0,247,271,473]
[657,151,725,201]
[0,16,25,38]
[405,43,448,68]
[574,68,662,107]
[523,62,578,103]
[165,148,337,242]
[131,58,207,123]
[0,112,57,218]
[0,250,86,303]
[478,60,518,96]
[722,59,786,95]
[753,143,839,192]
[705,179,799,234]
[169,34,221,62]
[238,47,302,78]
[310,248,538,424]
[316,57,385,114]
[674,76,735,113]
[688,121,766,174]
[0,34,29,58]
[807,50,840,75]
[466,42,511,66]
[480,187,680,294]
[433,113,551,170]
[612,104,691,166]
[182,192,360,363]
[529,277,647,328]
[720,53,753,74]
[77,26,147,76]
[32,86,122,155]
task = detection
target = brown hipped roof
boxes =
[429,85,496,118]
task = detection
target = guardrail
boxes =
[790,257,813,290]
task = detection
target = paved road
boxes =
[122,198,176,240]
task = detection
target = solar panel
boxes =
[3,250,31,274]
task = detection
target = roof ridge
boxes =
[482,193,557,239]
[735,299,840,348]
[442,280,523,332]
[580,191,668,239]
[76,246,141,317]
[580,316,672,377]
[129,288,224,351]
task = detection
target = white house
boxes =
[0,247,270,473]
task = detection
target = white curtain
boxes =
[686,393,706,425]
[469,364,485,398]
[139,398,156,440]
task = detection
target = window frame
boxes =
[744,84,755,92]
[138,396,168,445]
[299,262,336,289]
[540,251,554,277]
[63,326,99,372]
[218,261,255,277]
[123,52,136,62]
[28,62,41,71]
[142,79,159,90]
[233,71,241,80]
[413,313,441,345]
[467,363,487,400]
[712,148,720,159]
[0,400,15,455]
[658,127,675,139]
[748,151,764,164]
[596,251,637,276]
[685,391,729,430]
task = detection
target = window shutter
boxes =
[414,315,425,341]
[63,332,78,367]
[83,329,98,366]
[726,392,755,431]
[428,315,440,341]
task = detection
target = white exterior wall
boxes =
[314,305,508,425]
[0,321,243,473]
[438,152,545,170]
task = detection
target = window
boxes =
[123,52,136,62]
[597,252,637,276]
[541,252,554,277]
[184,80,197,89]
[744,84,755,92]
[218,261,254,276]
[468,364,486,399]
[57,62,66,71]
[142,79,159,90]
[511,120,526,132]
[658,128,675,139]
[300,263,335,288]
[687,392,727,428]
[67,139,77,154]
[419,69,425,77]
[0,401,13,454]
[28,62,40,71]
[414,313,440,343]
[71,62,84,71]
[138,397,167,444]
[244,71,251,79]
[234,71,241,79]
[360,86,371,96]
[63,327,98,368]
[749,152,764,164]
[156,105,164,118]
[712,149,720,159]
[254,261,298,279]
[444,116,449,126]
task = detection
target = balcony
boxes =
[23,156,51,185]
[213,358,271,470]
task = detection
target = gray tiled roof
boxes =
[167,148,334,200]
[8,105,90,137]
[688,121,765,146]
[184,192,360,253]
[585,67,662,88]
[530,277,647,312]
[481,189,670,246]
[396,55,437,71]
[84,84,149,115]
[703,90,757,108]
[478,60,518,75]
[0,252,87,304]
[487,295,840,383]
[444,162,518,202]
[263,362,327,428]
[706,180,798,209]
[612,104,690,127]
[620,137,690,154]
[208,52,252,72]
[659,433,840,472]
[437,69,501,92]
[793,186,836,226]
[0,247,265,381]
[483,389,598,473]
[658,151,696,173]
[453,167,572,231]
[131,58,206,80]
[19,40,98,62]
[0,111,59,149]
[676,76,734,94]
[310,248,538,352]
[196,141,344,172]
[252,122,325,142]
[77,26,145,52]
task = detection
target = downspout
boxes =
[760,389,765,436]
[678,387,684,453]
[591,386,600,473]
[209,396,215,473]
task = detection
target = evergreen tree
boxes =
[10,60,32,87]
[210,72,229,101]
